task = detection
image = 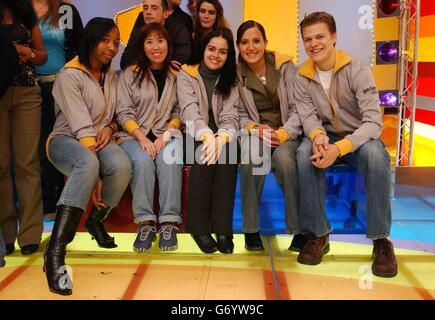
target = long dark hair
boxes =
[236,20,267,64]
[0,0,37,30]
[191,0,226,62]
[196,27,237,98]
[133,22,172,87]
[78,17,118,73]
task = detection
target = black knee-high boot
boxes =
[43,205,83,295]
[85,206,117,248]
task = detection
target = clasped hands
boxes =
[252,124,280,148]
[201,134,226,165]
[309,134,340,169]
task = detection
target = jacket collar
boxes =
[298,50,352,80]
[181,64,200,77]
[64,56,115,77]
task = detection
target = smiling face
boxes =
[198,1,217,31]
[302,22,336,70]
[237,26,267,67]
[203,36,228,71]
[93,27,120,66]
[144,30,169,70]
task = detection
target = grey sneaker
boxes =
[158,224,179,251]
[133,224,156,252]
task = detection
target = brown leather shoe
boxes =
[297,234,330,265]
[372,238,398,278]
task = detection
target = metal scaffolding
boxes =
[396,0,421,167]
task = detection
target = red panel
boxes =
[416,77,435,98]
[421,0,435,17]
[406,109,435,126]
[418,62,435,78]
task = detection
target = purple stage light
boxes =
[379,91,398,106]
[379,0,399,16]
[378,42,398,64]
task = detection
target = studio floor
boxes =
[1,196,434,300]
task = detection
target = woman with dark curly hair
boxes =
[178,27,239,254]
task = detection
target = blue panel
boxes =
[232,166,367,235]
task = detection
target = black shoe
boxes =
[5,243,15,255]
[44,205,83,296]
[216,234,234,254]
[191,234,218,254]
[244,232,264,251]
[288,234,307,252]
[85,206,117,248]
[21,244,39,255]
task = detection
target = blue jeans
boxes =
[48,135,132,211]
[120,137,183,225]
[240,135,301,234]
[296,136,392,239]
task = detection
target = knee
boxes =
[131,153,155,173]
[359,141,389,169]
[79,153,100,177]
[296,138,313,163]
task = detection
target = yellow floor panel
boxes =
[1,233,434,300]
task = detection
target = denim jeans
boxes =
[240,135,301,234]
[48,135,132,211]
[296,136,392,239]
[120,137,183,225]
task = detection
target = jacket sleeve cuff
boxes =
[201,132,214,142]
[216,132,230,143]
[309,128,326,141]
[124,120,140,135]
[335,138,353,157]
[275,128,290,144]
[168,117,182,129]
[79,137,96,148]
[246,122,258,134]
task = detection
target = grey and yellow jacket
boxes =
[294,50,383,156]
[237,52,302,143]
[116,65,182,144]
[177,64,239,142]
[51,56,117,148]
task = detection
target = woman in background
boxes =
[0,0,47,256]
[31,0,84,221]
[189,0,227,63]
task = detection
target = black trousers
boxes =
[184,139,238,235]
[38,81,65,214]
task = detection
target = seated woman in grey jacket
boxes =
[236,20,304,252]
[116,23,183,253]
[177,28,239,254]
[44,18,132,295]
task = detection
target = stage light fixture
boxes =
[379,90,399,107]
[377,0,400,18]
[376,41,399,64]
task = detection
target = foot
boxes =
[372,238,398,278]
[216,234,234,254]
[5,243,15,255]
[21,244,39,255]
[191,234,218,254]
[158,223,179,251]
[244,232,264,251]
[133,224,157,252]
[288,234,307,252]
[297,234,330,265]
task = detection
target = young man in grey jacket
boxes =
[294,12,398,278]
